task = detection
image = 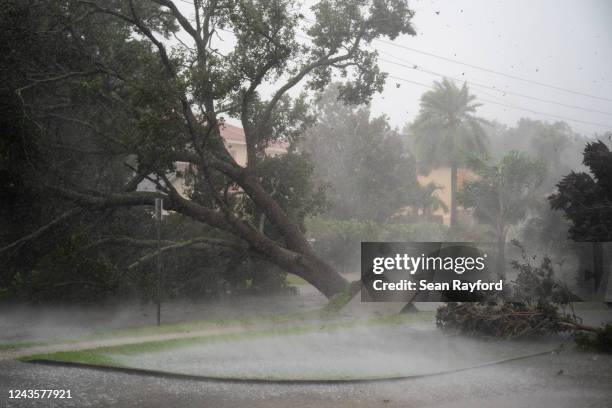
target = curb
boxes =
[24,347,561,385]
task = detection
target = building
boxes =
[222,123,287,166]
[140,124,469,226]
[137,124,288,196]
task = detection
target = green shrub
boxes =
[305,217,485,271]
[6,232,118,303]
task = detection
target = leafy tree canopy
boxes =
[1,0,417,299]
[549,140,612,242]
[460,151,547,229]
[459,151,546,277]
[302,85,418,222]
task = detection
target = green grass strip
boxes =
[19,312,434,364]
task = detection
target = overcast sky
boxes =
[370,0,612,136]
[175,0,612,136]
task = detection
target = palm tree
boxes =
[410,78,488,226]
[413,181,448,219]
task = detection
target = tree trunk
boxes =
[496,229,507,280]
[168,189,349,299]
[260,239,350,299]
[287,255,349,299]
[450,163,458,226]
[496,190,507,280]
[593,242,604,291]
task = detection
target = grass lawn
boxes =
[19,311,435,367]
[88,309,326,339]
[3,309,325,352]
[0,340,44,351]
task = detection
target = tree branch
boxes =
[253,23,367,139]
[0,208,83,254]
[126,236,248,270]
[15,69,104,96]
[151,0,206,55]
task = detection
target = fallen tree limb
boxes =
[436,302,579,338]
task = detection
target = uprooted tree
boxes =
[0,0,416,299]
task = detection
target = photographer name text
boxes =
[372,279,503,292]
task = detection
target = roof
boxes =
[220,123,246,142]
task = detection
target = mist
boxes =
[1,0,611,407]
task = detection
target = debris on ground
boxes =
[435,302,600,339]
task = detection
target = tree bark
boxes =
[166,189,350,298]
[496,189,507,280]
[450,162,458,227]
[496,229,507,280]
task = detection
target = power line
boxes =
[299,16,612,103]
[192,24,612,118]
[376,39,612,103]
[169,7,612,106]
[163,8,611,129]
[378,57,612,117]
[298,23,612,123]
[387,74,612,130]
[478,97,612,129]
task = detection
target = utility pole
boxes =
[155,197,163,326]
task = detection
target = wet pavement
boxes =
[118,326,565,380]
[1,348,611,407]
[1,288,611,407]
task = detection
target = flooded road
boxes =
[2,287,611,407]
[1,349,611,407]
[118,326,564,380]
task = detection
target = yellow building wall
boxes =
[227,142,248,166]
[417,166,474,225]
[221,142,472,227]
